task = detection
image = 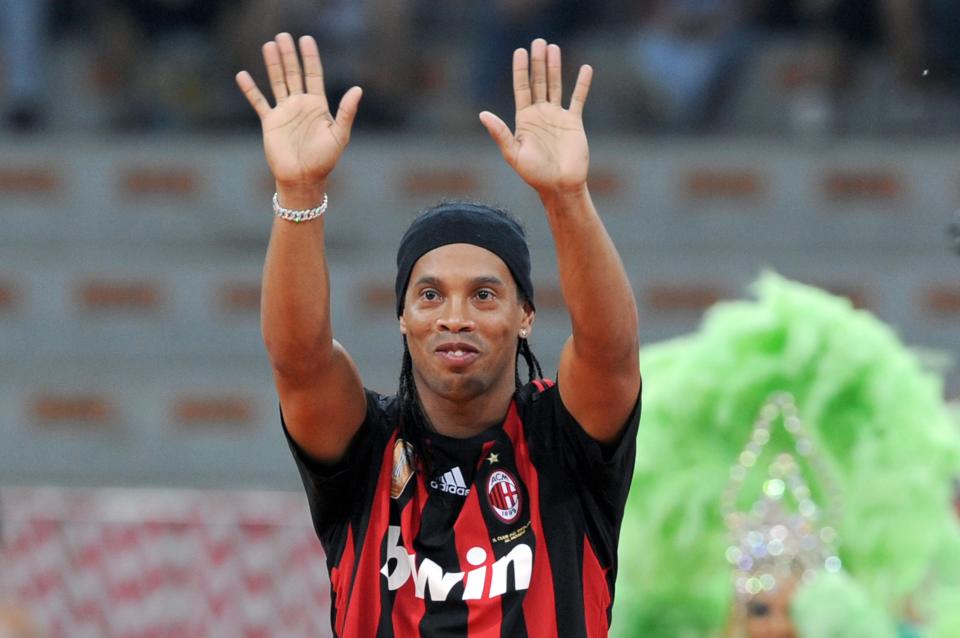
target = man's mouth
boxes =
[435,342,479,365]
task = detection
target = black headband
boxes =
[395,203,535,317]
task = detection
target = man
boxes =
[236,32,641,637]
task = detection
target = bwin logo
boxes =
[430,466,470,496]
[380,526,532,601]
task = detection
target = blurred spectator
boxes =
[622,0,755,131]
[921,0,960,90]
[0,0,51,132]
[2,0,958,136]
[90,0,227,130]
[755,0,926,87]
[467,0,602,119]
[752,0,942,135]
[221,0,416,130]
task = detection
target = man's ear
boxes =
[521,304,535,334]
[399,315,407,335]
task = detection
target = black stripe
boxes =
[328,587,339,637]
[416,488,469,635]
[328,435,392,637]
[519,405,589,638]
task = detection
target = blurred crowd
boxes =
[2,0,960,136]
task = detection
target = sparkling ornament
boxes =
[721,393,843,600]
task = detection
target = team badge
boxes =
[391,439,415,499]
[486,469,522,523]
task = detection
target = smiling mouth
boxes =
[435,343,480,366]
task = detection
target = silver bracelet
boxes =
[272,192,328,223]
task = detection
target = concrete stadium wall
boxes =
[1,136,957,488]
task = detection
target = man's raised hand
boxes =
[479,39,592,197]
[236,33,362,193]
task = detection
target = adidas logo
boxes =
[430,467,470,496]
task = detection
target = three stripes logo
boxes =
[430,466,470,496]
[487,469,521,523]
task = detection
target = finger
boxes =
[235,70,271,119]
[530,38,548,103]
[513,48,531,111]
[479,111,519,166]
[299,35,330,111]
[569,64,593,117]
[276,32,304,95]
[334,86,363,134]
[262,41,288,102]
[547,43,562,105]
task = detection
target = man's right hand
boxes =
[235,33,362,194]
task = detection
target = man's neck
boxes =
[415,378,516,439]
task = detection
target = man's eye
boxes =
[476,290,494,301]
[422,290,439,301]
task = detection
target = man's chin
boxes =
[421,370,488,402]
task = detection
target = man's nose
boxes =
[436,297,475,332]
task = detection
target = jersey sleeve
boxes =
[524,381,641,555]
[280,388,393,543]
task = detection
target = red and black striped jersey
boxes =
[283,380,641,637]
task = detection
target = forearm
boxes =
[541,186,639,365]
[261,182,334,375]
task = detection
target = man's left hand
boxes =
[479,39,592,198]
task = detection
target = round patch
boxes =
[486,469,522,523]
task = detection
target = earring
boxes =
[519,329,528,339]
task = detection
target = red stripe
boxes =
[582,535,611,638]
[455,486,502,637]
[530,378,554,394]
[331,523,356,636]
[342,432,397,635]
[391,470,428,637]
[503,403,558,638]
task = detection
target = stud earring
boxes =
[519,329,528,339]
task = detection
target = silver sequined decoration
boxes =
[721,393,843,599]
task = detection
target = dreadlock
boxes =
[516,337,543,388]
[398,334,544,476]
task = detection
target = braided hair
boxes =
[397,333,543,476]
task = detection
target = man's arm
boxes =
[236,33,367,462]
[479,39,641,444]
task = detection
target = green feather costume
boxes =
[614,273,960,638]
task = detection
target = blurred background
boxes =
[1,0,958,635]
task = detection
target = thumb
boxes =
[335,86,363,133]
[479,111,518,165]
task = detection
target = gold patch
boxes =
[391,439,415,499]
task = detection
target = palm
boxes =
[480,40,593,196]
[236,34,361,187]
[512,104,589,193]
[261,94,345,184]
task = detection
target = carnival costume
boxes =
[614,273,960,637]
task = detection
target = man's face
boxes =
[744,578,797,638]
[399,243,534,406]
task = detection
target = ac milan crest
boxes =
[486,469,522,523]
